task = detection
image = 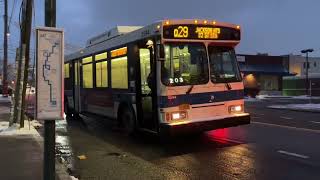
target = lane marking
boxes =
[252,121,320,134]
[280,116,293,120]
[277,150,309,159]
[310,121,320,124]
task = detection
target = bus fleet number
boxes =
[174,26,189,38]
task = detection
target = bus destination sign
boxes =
[163,25,240,40]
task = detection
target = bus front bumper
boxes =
[159,113,250,136]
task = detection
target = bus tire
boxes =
[64,101,73,119]
[118,106,136,135]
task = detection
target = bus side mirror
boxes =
[157,44,165,61]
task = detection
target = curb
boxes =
[56,159,73,180]
[30,122,72,180]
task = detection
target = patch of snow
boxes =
[0,120,39,136]
[244,97,261,102]
[292,95,320,100]
[289,103,320,110]
[256,95,293,99]
[268,103,320,112]
[70,176,79,180]
[257,94,320,100]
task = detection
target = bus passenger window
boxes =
[111,56,128,89]
[64,63,70,78]
[82,64,93,88]
[139,49,151,94]
[96,61,108,87]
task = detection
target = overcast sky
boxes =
[1,0,320,61]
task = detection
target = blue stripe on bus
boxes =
[158,89,244,108]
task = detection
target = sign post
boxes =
[36,27,64,180]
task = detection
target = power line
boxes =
[8,0,18,33]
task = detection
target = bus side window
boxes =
[139,48,151,94]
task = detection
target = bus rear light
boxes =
[171,111,187,120]
[229,105,243,113]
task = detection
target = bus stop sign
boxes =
[36,27,64,120]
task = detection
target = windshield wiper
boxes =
[186,85,194,94]
[225,82,232,90]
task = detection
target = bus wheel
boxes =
[64,101,73,120]
[119,107,136,135]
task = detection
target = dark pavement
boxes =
[56,98,320,180]
[0,99,42,180]
[0,136,43,180]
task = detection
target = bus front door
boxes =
[138,48,156,130]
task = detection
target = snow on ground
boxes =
[0,95,12,103]
[0,120,40,136]
[244,96,261,102]
[70,176,79,180]
[268,103,320,112]
[292,95,320,100]
[256,94,320,100]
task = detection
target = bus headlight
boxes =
[171,111,187,120]
[229,105,243,113]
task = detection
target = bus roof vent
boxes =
[86,26,143,47]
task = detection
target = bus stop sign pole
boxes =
[37,25,64,179]
[36,0,63,180]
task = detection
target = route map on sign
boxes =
[36,27,64,120]
[42,41,59,106]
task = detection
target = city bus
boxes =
[64,19,250,135]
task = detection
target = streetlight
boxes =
[301,48,314,95]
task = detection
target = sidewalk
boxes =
[0,96,72,180]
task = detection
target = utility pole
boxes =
[11,46,25,126]
[19,0,33,128]
[2,0,8,97]
[301,49,314,95]
[44,1,56,180]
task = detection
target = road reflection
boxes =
[55,116,255,179]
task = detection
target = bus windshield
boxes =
[208,46,241,83]
[161,43,209,86]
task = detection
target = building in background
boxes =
[284,54,320,76]
[282,54,320,96]
[237,53,293,97]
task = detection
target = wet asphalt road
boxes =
[55,98,320,180]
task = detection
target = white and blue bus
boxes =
[64,19,250,135]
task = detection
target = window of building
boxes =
[64,63,70,78]
[314,62,317,67]
[96,61,108,87]
[111,56,128,89]
[82,56,93,88]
